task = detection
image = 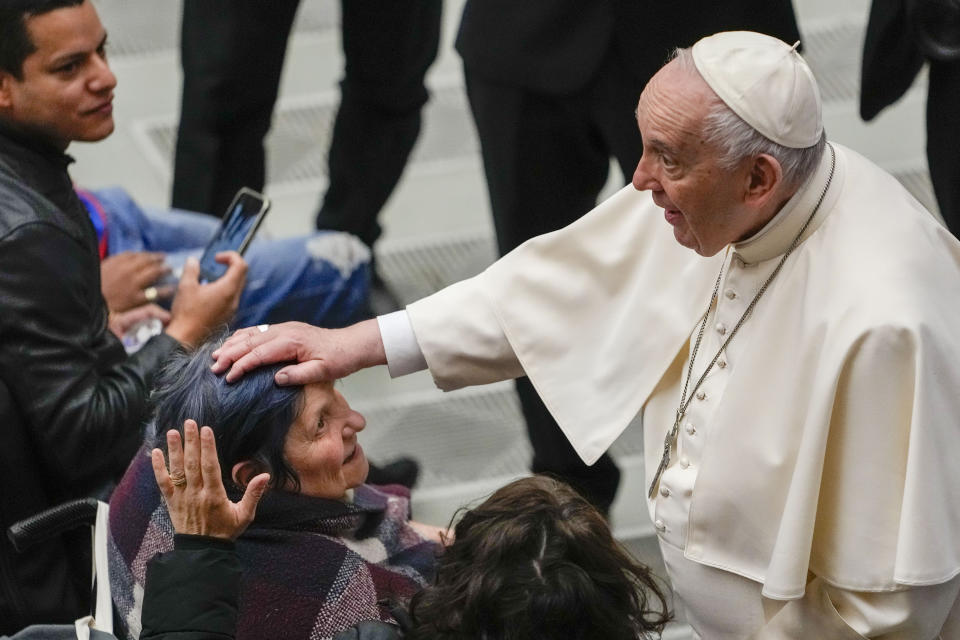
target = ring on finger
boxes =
[257,324,269,333]
[170,471,187,487]
[144,286,158,303]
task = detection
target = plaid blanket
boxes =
[108,448,438,639]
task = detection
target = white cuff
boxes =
[377,310,428,378]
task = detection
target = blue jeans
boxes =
[95,187,370,328]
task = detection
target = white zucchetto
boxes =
[692,31,823,149]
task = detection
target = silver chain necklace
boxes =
[648,143,836,499]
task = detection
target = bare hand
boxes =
[107,303,171,338]
[210,319,386,384]
[408,520,452,546]
[165,253,247,348]
[151,420,269,540]
[101,251,174,312]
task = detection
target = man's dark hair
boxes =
[0,0,84,79]
[408,475,672,640]
[150,333,305,494]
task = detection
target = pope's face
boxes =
[0,1,116,151]
[631,61,753,257]
[283,382,369,499]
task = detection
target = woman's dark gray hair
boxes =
[671,47,827,189]
[150,334,304,492]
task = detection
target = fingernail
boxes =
[276,372,288,385]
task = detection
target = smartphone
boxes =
[199,187,270,282]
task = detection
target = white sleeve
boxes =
[755,574,960,639]
[377,310,428,378]
[406,275,524,391]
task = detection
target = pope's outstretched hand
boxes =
[210,319,387,385]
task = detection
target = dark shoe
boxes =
[366,457,420,489]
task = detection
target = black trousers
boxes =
[173,0,441,249]
[927,59,960,235]
[464,50,645,512]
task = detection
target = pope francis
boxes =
[213,32,960,638]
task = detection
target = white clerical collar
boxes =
[734,143,845,265]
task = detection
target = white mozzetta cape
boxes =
[407,145,960,597]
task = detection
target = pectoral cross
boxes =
[648,409,683,499]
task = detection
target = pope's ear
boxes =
[745,153,783,203]
[0,71,15,109]
[231,461,261,488]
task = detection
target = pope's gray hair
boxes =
[671,47,826,189]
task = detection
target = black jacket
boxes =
[139,536,242,640]
[0,124,179,632]
[860,0,926,121]
[456,0,802,95]
[3,536,241,640]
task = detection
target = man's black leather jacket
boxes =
[0,124,179,632]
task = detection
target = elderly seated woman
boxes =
[108,337,444,640]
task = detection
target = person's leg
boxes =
[464,72,611,254]
[314,0,442,247]
[136,206,220,252]
[172,0,300,216]
[465,71,620,512]
[159,230,371,329]
[94,186,219,254]
[591,50,646,187]
[231,232,371,329]
[517,378,622,515]
[92,186,151,255]
[927,59,960,236]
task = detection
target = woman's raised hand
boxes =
[151,419,270,540]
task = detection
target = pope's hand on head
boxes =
[151,419,269,540]
[210,319,387,385]
[165,252,247,348]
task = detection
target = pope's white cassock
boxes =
[379,139,960,637]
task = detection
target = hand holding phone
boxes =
[199,187,270,282]
[166,254,248,348]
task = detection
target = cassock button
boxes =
[685,423,696,435]
[654,519,666,533]
[660,486,671,498]
[717,359,727,369]
[715,323,727,335]
[725,289,737,300]
[696,390,706,401]
[679,456,690,469]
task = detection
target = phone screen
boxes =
[199,189,269,281]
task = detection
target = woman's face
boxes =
[283,382,369,499]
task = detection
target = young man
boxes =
[0,0,244,630]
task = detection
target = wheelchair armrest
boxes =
[7,498,100,553]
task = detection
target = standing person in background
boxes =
[0,0,246,630]
[860,0,960,235]
[172,0,442,309]
[455,0,802,514]
[173,0,440,488]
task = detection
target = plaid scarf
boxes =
[108,448,438,639]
